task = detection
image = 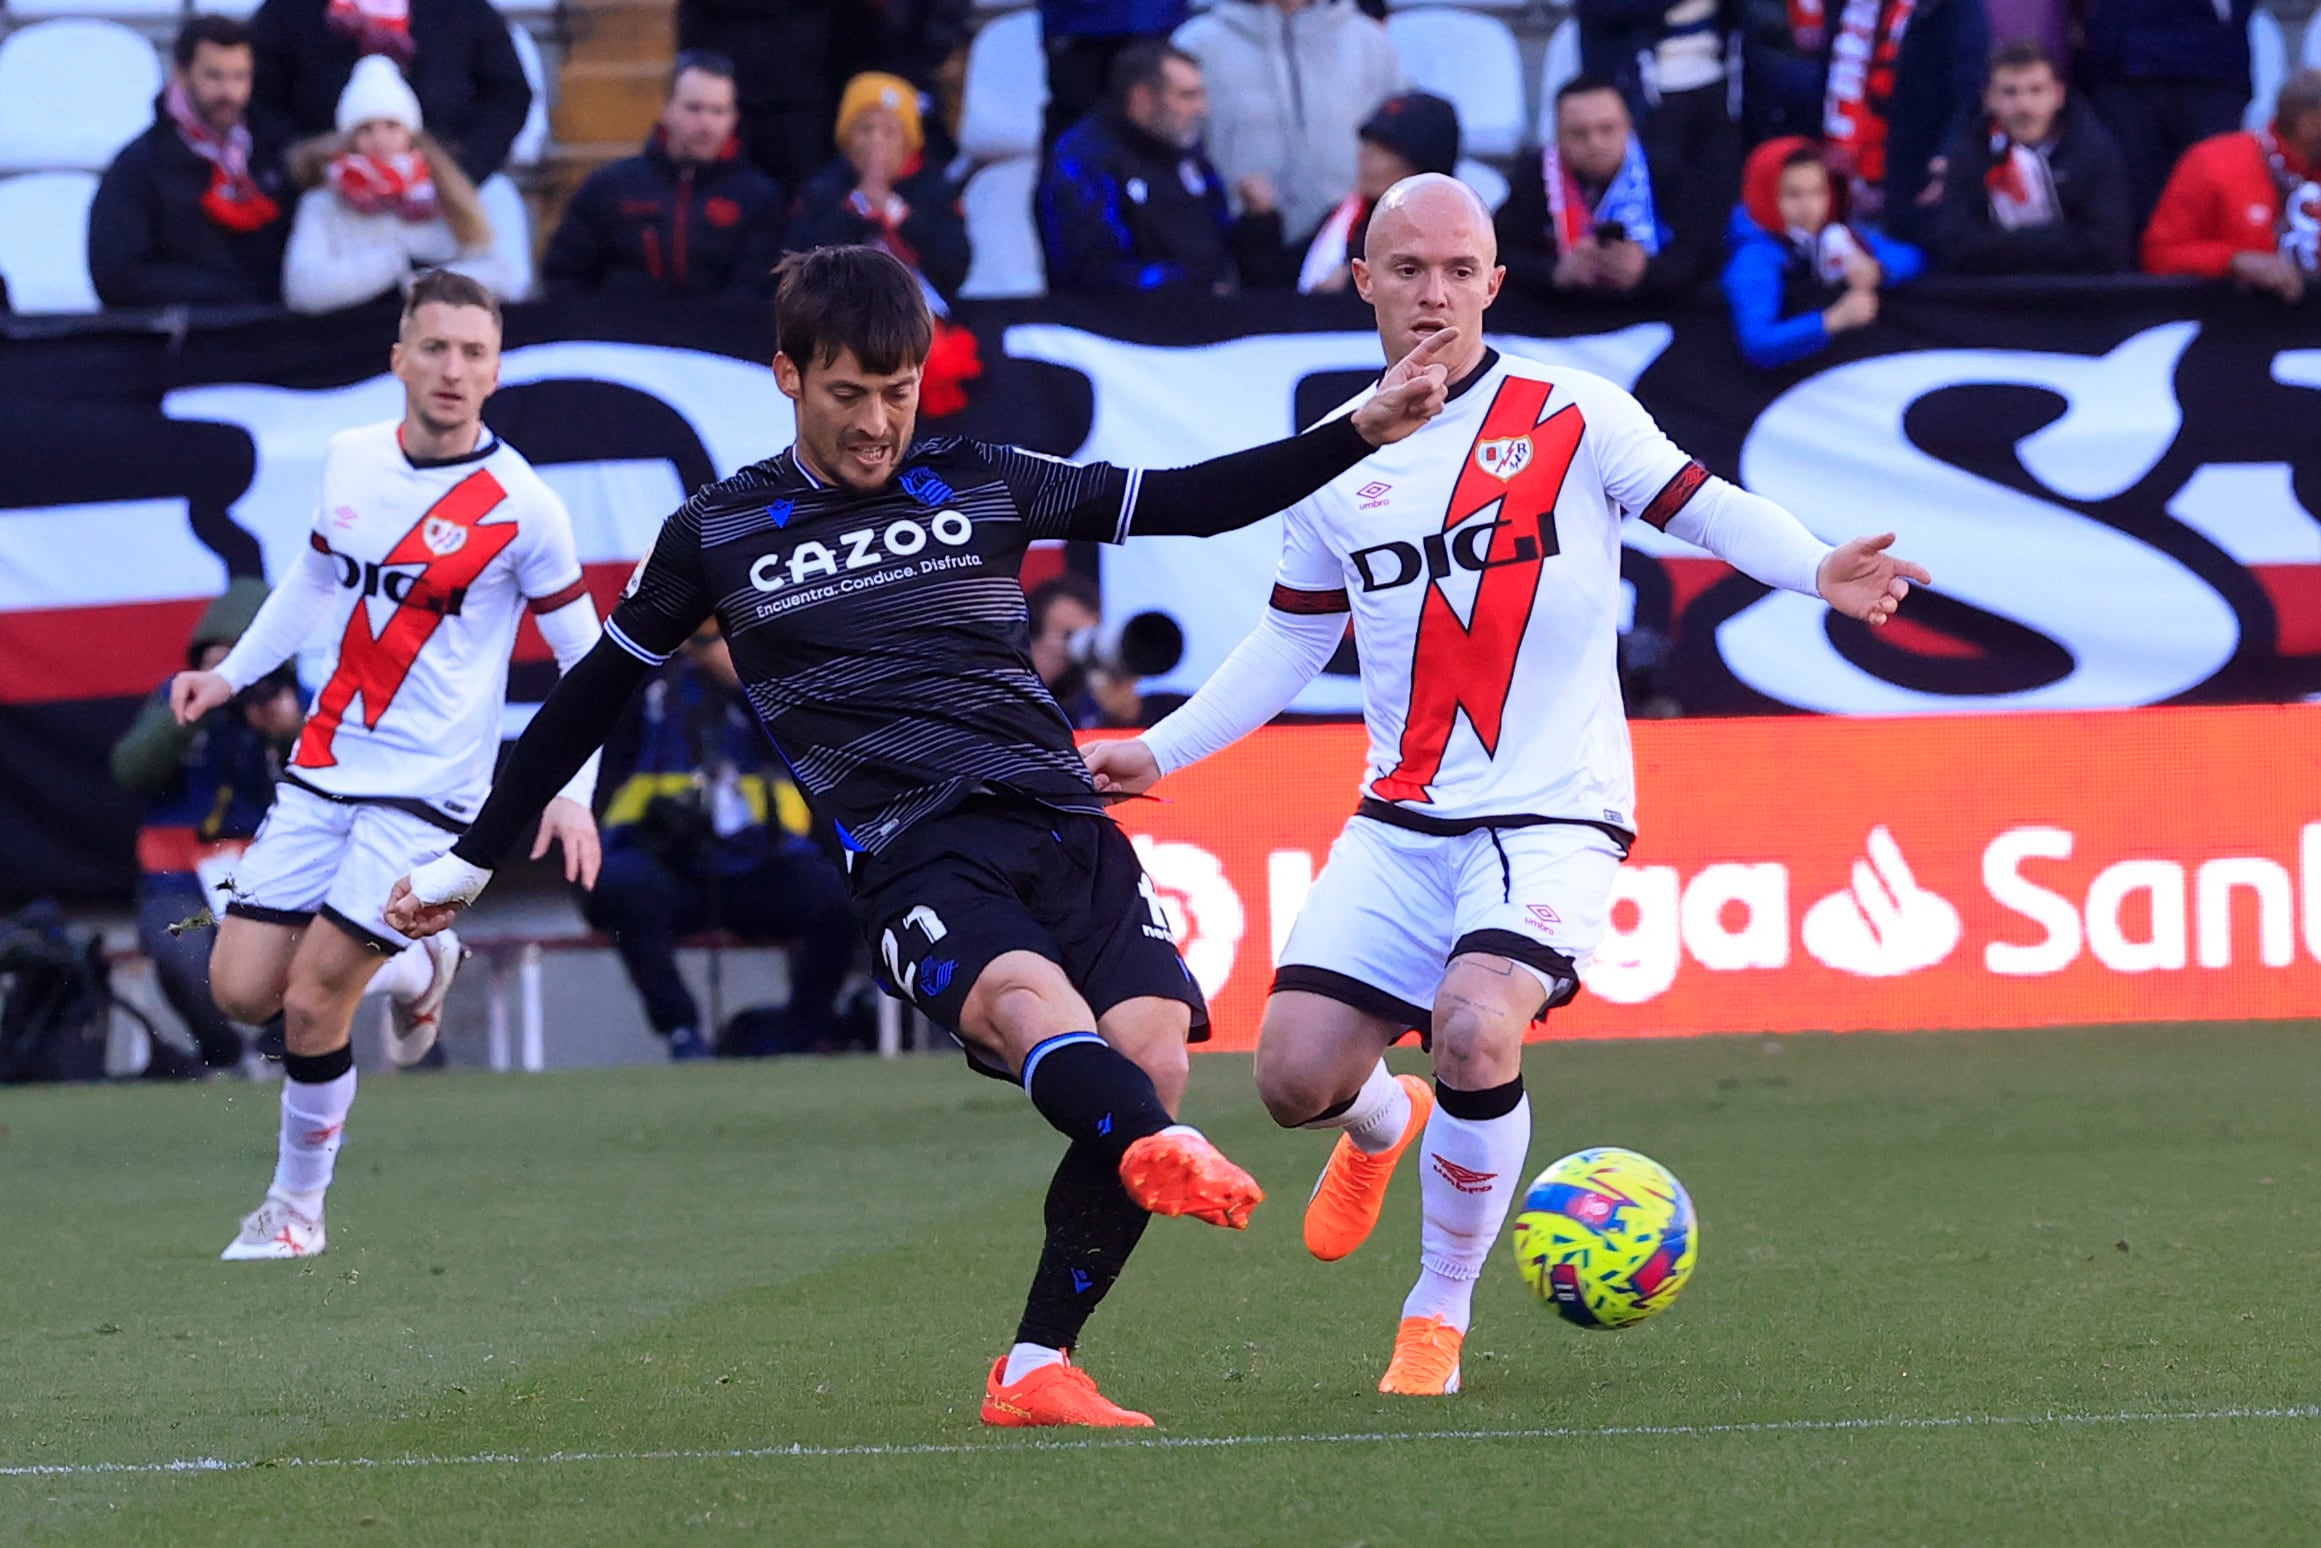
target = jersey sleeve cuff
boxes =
[604,617,673,666]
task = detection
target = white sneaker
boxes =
[220,1195,326,1260]
[386,928,463,1067]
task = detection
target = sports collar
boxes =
[397,424,498,469]
[1443,346,1501,405]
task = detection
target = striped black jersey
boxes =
[604,439,1141,853]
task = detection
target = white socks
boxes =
[361,942,433,1002]
[1002,1342,1068,1386]
[270,1067,356,1216]
[1300,1060,1413,1155]
[1401,1081,1532,1335]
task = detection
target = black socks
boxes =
[1020,1033,1174,1168]
[1015,1141,1154,1351]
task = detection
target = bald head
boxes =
[1363,173,1497,265]
[1353,172,1501,384]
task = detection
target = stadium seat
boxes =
[0,171,101,313]
[1534,14,1582,146]
[3,0,185,18]
[200,0,266,18]
[508,21,550,167]
[2307,9,2321,70]
[1383,9,1525,159]
[2245,10,2286,132]
[958,155,1045,298]
[479,172,536,300]
[1458,156,1509,211]
[0,20,164,175]
[958,9,1046,165]
[495,0,560,22]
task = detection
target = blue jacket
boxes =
[1039,109,1254,292]
[1040,0,1186,41]
[1721,206,1923,369]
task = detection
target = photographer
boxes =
[582,624,856,1060]
[1026,576,1187,730]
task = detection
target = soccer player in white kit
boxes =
[170,270,605,1261]
[1086,176,1929,1393]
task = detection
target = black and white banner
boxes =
[3,283,2318,902]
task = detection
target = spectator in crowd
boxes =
[2143,69,2321,304]
[2080,0,2256,228]
[280,57,513,313]
[109,580,301,1074]
[1170,0,1403,251]
[1741,0,1829,143]
[1042,0,1191,151]
[1295,90,1459,293]
[830,0,972,115]
[88,16,293,310]
[1028,574,1104,726]
[248,0,531,184]
[676,0,837,193]
[1039,42,1274,293]
[542,52,787,301]
[584,625,858,1062]
[788,72,969,300]
[1821,0,1988,240]
[1930,42,2133,273]
[1498,75,1718,300]
[1576,0,1741,214]
[1724,135,1923,368]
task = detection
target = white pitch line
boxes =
[4,1405,2317,1480]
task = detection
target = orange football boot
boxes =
[1378,1315,1464,1395]
[1303,1073,1433,1261]
[981,1355,1156,1428]
[1118,1130,1264,1229]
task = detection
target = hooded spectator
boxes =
[280,56,513,313]
[2143,69,2321,305]
[1498,74,1718,299]
[2080,0,2256,227]
[1930,41,2133,273]
[248,0,531,183]
[88,16,293,309]
[1722,135,1922,368]
[1171,0,1404,245]
[542,51,788,300]
[1296,90,1459,293]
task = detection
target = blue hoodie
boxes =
[1720,205,1924,370]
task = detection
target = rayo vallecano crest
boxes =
[1474,434,1532,481]
[422,516,469,556]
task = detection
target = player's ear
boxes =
[772,351,803,402]
[1484,264,1506,308]
[1350,257,1372,303]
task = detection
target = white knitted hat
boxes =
[335,55,423,134]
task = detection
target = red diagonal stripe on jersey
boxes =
[1372,380,1585,804]
[296,469,515,770]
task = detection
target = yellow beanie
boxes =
[835,72,923,159]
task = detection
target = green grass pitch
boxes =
[3,1020,2318,1546]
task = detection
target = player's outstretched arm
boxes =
[1658,478,1931,624]
[385,636,651,936]
[1084,604,1345,794]
[530,593,609,886]
[1813,532,1932,627]
[170,545,339,725]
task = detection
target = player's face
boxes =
[1555,88,1632,186]
[1985,63,2063,145]
[1776,162,1831,233]
[181,40,253,134]
[1352,182,1503,375]
[775,344,923,493]
[391,302,503,437]
[661,68,737,164]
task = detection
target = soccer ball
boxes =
[1512,1147,1698,1329]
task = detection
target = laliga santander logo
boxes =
[1799,826,1963,977]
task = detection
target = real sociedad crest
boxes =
[1475,435,1532,481]
[423,516,468,556]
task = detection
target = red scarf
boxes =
[165,78,280,234]
[326,0,415,65]
[844,152,927,271]
[1822,0,1917,207]
[329,151,438,221]
[1788,0,1826,52]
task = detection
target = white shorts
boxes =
[1274,816,1626,1034]
[223,784,456,953]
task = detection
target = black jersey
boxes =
[604,438,1140,853]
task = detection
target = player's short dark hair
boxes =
[1554,73,1627,110]
[1110,40,1195,107]
[174,14,251,69]
[1987,40,2059,76]
[402,268,503,331]
[669,48,735,94]
[1028,573,1102,635]
[772,246,932,376]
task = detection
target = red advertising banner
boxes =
[1099,706,2321,1049]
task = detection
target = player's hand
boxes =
[534,796,602,889]
[1818,532,1932,626]
[1083,737,1161,796]
[169,669,235,726]
[1354,325,1459,446]
[385,874,466,939]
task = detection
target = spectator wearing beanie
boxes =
[1171,0,1404,249]
[281,55,514,313]
[1722,136,1922,368]
[1293,90,1458,293]
[1497,74,1718,299]
[542,51,788,300]
[786,73,971,301]
[2142,69,2321,304]
[89,15,294,309]
[248,0,531,183]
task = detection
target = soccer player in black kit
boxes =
[389,245,1453,1427]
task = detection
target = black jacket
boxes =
[1930,97,2135,274]
[87,106,294,309]
[248,0,531,183]
[784,155,970,301]
[542,134,787,299]
[1494,148,1717,300]
[1037,109,1275,293]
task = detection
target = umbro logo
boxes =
[1431,1154,1499,1193]
[1527,903,1562,932]
[1357,480,1392,510]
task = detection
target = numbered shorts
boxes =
[849,798,1209,1071]
[1273,815,1627,1038]
[222,784,457,955]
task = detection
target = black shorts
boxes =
[849,798,1210,1069]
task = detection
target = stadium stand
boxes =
[478,170,537,299]
[959,153,1044,296]
[508,18,551,168]
[1534,12,1581,146]
[957,5,1044,165]
[0,170,101,311]
[1383,7,1525,158]
[0,19,163,175]
[2251,8,2288,131]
